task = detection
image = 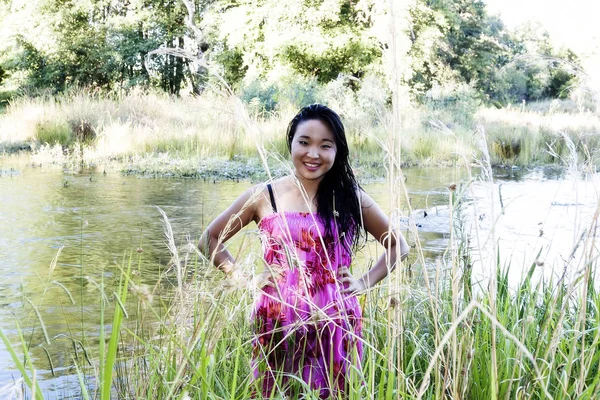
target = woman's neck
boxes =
[291,172,320,199]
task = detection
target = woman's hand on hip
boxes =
[338,266,366,295]
[253,264,285,290]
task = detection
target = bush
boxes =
[70,119,96,143]
[423,82,481,127]
[0,88,15,110]
[239,81,279,115]
[277,75,321,109]
[321,73,388,127]
[239,75,323,116]
[36,120,73,147]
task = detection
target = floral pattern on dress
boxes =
[253,212,363,399]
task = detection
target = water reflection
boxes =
[0,165,258,395]
[467,169,600,288]
[491,165,570,182]
[1,159,597,395]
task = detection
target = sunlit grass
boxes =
[3,111,599,399]
[1,62,600,399]
[1,89,599,171]
[477,106,600,165]
[5,195,599,398]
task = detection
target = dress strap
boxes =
[266,183,278,213]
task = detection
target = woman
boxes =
[200,104,409,398]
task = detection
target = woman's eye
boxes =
[298,141,308,145]
[322,145,331,149]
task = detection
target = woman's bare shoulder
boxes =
[359,188,376,209]
[247,180,286,221]
[269,176,293,191]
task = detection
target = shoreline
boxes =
[0,147,564,184]
[0,148,393,182]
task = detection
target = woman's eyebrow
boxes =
[296,135,334,143]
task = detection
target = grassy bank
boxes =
[2,177,599,399]
[1,90,599,179]
[2,87,600,398]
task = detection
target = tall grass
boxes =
[3,92,600,399]
[11,191,600,399]
[2,11,600,397]
[1,85,599,172]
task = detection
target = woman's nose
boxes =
[307,147,319,158]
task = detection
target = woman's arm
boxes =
[198,186,262,274]
[340,190,410,294]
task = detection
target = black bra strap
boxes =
[267,183,278,213]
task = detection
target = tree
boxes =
[0,0,582,103]
[0,0,196,94]
[407,0,579,105]
[408,0,512,102]
[492,24,579,103]
[203,0,383,88]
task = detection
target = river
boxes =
[0,155,598,397]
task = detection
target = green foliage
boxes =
[277,75,321,109]
[423,81,481,126]
[408,0,508,100]
[206,0,383,86]
[547,68,574,99]
[240,81,279,113]
[0,0,585,106]
[0,0,193,95]
[0,325,44,399]
[239,75,322,114]
[0,87,13,109]
[408,0,581,106]
[36,119,73,147]
[100,254,133,400]
[493,56,579,105]
[215,46,247,87]
[283,36,381,83]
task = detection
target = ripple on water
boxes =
[1,164,598,392]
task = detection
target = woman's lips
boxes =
[303,162,320,171]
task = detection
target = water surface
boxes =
[0,156,597,396]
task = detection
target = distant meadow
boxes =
[1,87,599,178]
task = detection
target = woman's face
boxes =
[290,119,337,184]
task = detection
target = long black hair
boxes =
[286,104,365,251]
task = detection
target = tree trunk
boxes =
[173,36,185,95]
[139,22,150,83]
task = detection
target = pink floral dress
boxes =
[253,211,363,398]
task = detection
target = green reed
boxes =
[2,176,599,399]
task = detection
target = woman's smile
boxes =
[303,162,321,171]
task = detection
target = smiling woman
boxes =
[290,119,337,182]
[199,104,409,398]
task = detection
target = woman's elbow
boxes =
[397,234,410,261]
[400,246,409,261]
[198,230,213,256]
